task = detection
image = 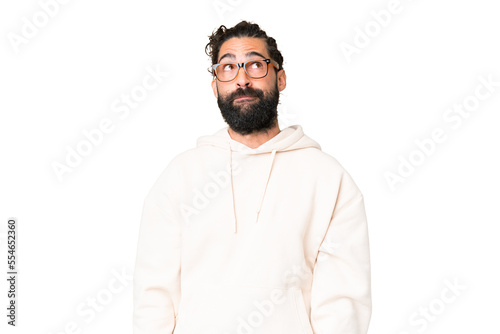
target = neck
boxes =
[228,122,280,149]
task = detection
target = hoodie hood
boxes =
[196,124,321,234]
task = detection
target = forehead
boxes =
[218,37,269,62]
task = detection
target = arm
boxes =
[133,165,182,334]
[310,172,372,334]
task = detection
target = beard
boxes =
[217,81,280,136]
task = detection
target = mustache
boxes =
[230,87,263,101]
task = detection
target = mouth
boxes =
[234,96,257,101]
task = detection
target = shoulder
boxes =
[302,147,363,197]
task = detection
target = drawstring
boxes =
[228,142,278,234]
[229,142,237,234]
[255,149,277,224]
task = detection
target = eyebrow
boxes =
[218,51,267,63]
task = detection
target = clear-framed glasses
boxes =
[212,58,280,82]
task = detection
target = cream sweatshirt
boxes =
[133,124,372,334]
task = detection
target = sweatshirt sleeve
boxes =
[133,165,182,334]
[310,171,372,334]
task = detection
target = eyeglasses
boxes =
[212,58,280,82]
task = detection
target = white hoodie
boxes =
[133,124,372,334]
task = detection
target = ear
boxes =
[211,79,218,98]
[277,69,287,92]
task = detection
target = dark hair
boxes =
[205,20,284,75]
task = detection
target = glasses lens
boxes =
[216,63,237,82]
[245,60,267,78]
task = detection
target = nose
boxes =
[234,64,251,88]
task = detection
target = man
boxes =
[133,21,372,334]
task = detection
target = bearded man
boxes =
[133,20,372,334]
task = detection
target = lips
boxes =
[235,96,255,100]
[231,88,260,101]
[234,95,257,101]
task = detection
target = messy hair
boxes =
[205,20,284,75]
